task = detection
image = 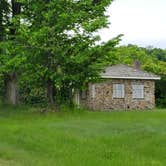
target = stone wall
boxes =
[80,79,155,110]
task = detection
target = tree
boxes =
[0,0,25,105]
[17,0,118,106]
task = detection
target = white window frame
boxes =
[132,84,144,99]
[113,84,125,98]
[91,84,96,98]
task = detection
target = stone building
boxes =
[76,64,160,110]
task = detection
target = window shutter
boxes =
[121,84,125,98]
[132,85,144,99]
[113,84,125,98]
[91,85,95,98]
[140,85,144,98]
[113,84,117,98]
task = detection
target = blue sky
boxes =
[99,0,166,49]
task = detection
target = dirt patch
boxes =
[0,159,19,166]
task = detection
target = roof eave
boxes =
[101,76,161,80]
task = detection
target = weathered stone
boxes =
[80,79,155,111]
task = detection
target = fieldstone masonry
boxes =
[80,79,155,110]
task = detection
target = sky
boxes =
[99,0,166,49]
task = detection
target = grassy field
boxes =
[0,106,166,166]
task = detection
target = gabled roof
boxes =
[101,64,161,80]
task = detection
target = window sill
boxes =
[132,98,144,100]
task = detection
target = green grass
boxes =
[0,106,166,166]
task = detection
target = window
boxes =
[132,85,144,99]
[91,85,96,98]
[113,84,125,98]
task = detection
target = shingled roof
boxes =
[101,64,161,80]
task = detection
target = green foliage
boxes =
[156,78,166,108]
[0,0,119,105]
[0,1,165,108]
[16,0,118,104]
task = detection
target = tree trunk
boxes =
[5,73,18,105]
[3,1,21,105]
[46,79,54,104]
